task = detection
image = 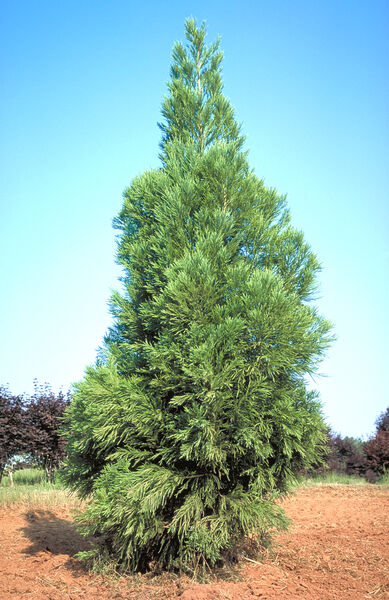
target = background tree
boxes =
[0,386,27,484]
[26,384,70,482]
[63,20,333,573]
[363,406,389,478]
[375,407,389,433]
[299,429,367,479]
[328,433,367,477]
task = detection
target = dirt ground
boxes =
[0,484,388,600]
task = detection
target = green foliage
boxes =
[62,19,333,573]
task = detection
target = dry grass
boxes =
[0,484,82,509]
[0,468,83,510]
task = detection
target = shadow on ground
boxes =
[20,509,93,574]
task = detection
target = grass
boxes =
[299,471,389,487]
[1,467,47,486]
[0,485,81,508]
[378,471,389,486]
[300,472,370,486]
[0,468,81,509]
[1,467,387,509]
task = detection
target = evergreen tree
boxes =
[62,20,333,573]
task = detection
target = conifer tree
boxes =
[62,20,333,573]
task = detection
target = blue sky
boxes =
[1,0,388,438]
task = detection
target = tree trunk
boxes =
[45,465,54,484]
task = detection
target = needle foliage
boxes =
[62,19,333,573]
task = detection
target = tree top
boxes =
[159,18,244,154]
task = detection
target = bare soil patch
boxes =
[0,484,388,599]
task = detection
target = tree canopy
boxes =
[62,19,333,573]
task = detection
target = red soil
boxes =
[0,484,388,599]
